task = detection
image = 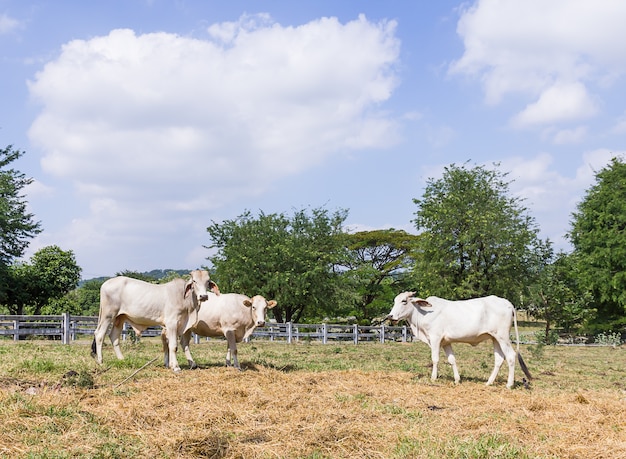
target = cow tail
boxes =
[91,286,106,358]
[513,308,532,381]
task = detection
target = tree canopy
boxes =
[412,162,548,301]
[3,245,81,315]
[569,156,626,332]
[206,207,350,323]
[0,146,42,265]
[342,229,418,320]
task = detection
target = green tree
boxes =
[4,245,81,314]
[412,162,548,301]
[206,207,350,323]
[41,278,104,316]
[524,250,594,340]
[569,157,626,332]
[343,229,418,321]
[0,146,42,303]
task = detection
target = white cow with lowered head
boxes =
[171,292,277,370]
[387,292,532,388]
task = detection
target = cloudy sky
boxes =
[2,0,625,279]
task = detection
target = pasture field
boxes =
[0,337,624,458]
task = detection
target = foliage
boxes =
[533,329,559,346]
[0,146,42,304]
[412,162,548,301]
[569,156,626,332]
[342,229,418,321]
[0,146,42,265]
[594,331,622,347]
[45,278,104,316]
[206,207,350,322]
[2,245,81,315]
[523,250,595,336]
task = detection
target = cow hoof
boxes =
[173,367,182,373]
[188,361,198,370]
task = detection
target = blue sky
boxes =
[2,0,625,279]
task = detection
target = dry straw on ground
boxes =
[0,340,624,458]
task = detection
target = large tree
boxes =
[206,207,350,323]
[343,229,418,321]
[0,146,42,303]
[4,245,81,315]
[412,162,548,301]
[524,250,594,340]
[569,157,626,332]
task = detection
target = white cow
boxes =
[174,292,277,370]
[387,292,532,388]
[91,270,219,372]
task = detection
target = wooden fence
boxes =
[0,314,410,345]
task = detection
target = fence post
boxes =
[287,322,292,344]
[322,323,327,344]
[402,325,407,343]
[194,333,199,345]
[62,312,70,344]
[353,324,358,345]
[13,319,19,341]
[380,324,385,343]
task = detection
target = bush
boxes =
[594,331,622,347]
[534,330,559,345]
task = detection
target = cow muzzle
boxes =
[198,294,209,302]
[386,314,399,325]
[257,321,266,327]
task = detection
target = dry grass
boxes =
[0,339,624,458]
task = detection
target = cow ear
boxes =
[413,299,432,308]
[184,279,193,298]
[267,300,277,309]
[243,299,252,307]
[209,281,220,295]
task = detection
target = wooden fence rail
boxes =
[0,314,409,345]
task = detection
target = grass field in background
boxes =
[0,337,624,458]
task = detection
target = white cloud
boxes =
[0,13,21,34]
[450,0,626,126]
[511,82,598,128]
[550,126,587,145]
[26,14,401,275]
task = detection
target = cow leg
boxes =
[443,344,460,384]
[225,331,240,370]
[164,327,181,372]
[180,331,197,369]
[430,341,441,382]
[494,338,517,389]
[92,316,113,364]
[486,341,505,386]
[160,329,170,368]
[109,317,125,360]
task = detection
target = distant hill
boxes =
[79,269,192,285]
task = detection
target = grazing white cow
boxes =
[387,292,532,388]
[91,270,219,372]
[174,293,277,370]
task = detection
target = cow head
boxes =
[387,291,432,322]
[184,270,219,302]
[243,295,277,327]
